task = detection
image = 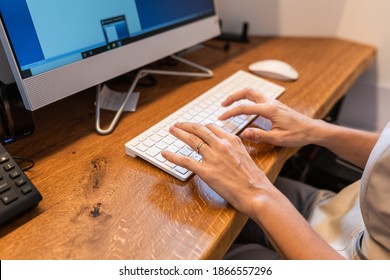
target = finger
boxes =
[219,103,274,121]
[241,128,263,142]
[168,123,203,151]
[172,122,219,148]
[221,88,270,107]
[161,150,202,174]
[205,123,231,139]
[219,104,258,120]
[194,139,210,156]
[168,123,212,157]
[241,128,267,142]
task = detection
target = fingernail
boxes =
[244,129,254,138]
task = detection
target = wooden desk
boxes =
[0,37,375,259]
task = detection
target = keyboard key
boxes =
[20,184,33,195]
[15,178,27,187]
[3,163,15,172]
[165,161,176,169]
[179,147,193,157]
[156,142,168,150]
[190,153,202,162]
[146,147,161,157]
[173,140,186,149]
[9,171,21,179]
[1,191,18,205]
[175,166,188,175]
[0,182,10,194]
[150,134,162,143]
[0,155,9,164]
[155,153,166,163]
[143,139,156,148]
[165,145,179,154]
[163,136,175,145]
[136,143,148,152]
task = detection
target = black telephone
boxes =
[0,142,42,224]
[0,81,42,224]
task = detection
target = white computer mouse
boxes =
[249,59,299,81]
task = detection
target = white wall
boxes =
[215,0,390,131]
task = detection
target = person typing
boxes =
[161,88,390,260]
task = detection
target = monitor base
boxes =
[95,54,213,135]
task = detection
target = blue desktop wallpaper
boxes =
[0,0,214,73]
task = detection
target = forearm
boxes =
[309,120,379,168]
[249,187,344,259]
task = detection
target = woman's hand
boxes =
[219,89,320,148]
[161,122,274,216]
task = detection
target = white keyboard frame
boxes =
[125,70,285,181]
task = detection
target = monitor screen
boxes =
[0,0,220,111]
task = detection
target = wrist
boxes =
[243,180,282,221]
[307,119,335,147]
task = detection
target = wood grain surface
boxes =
[0,37,375,259]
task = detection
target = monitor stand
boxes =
[95,54,213,135]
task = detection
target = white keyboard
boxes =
[125,70,285,181]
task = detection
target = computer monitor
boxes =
[0,0,220,133]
